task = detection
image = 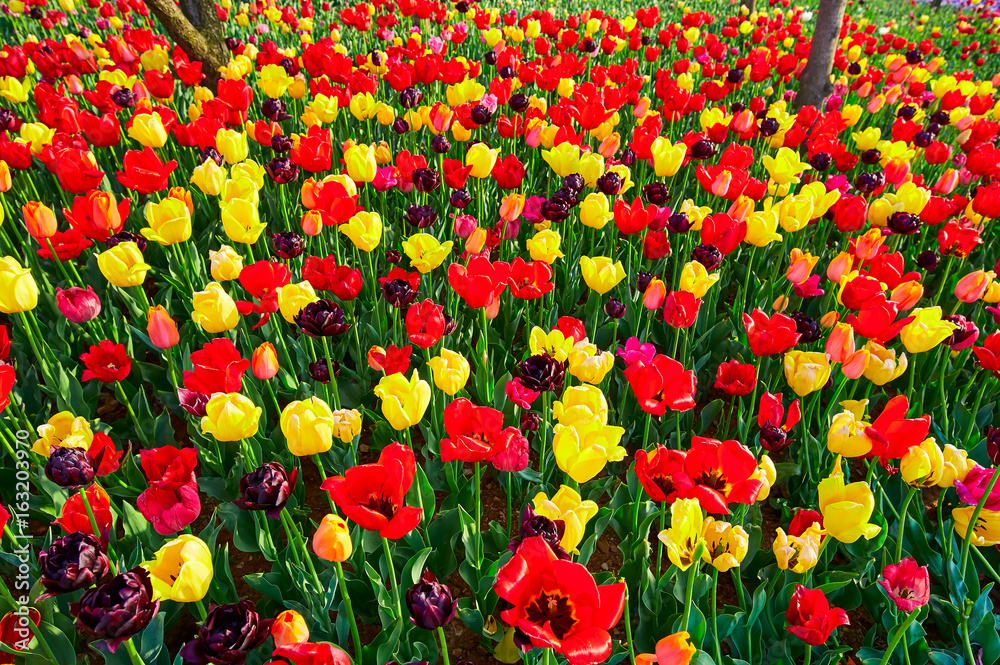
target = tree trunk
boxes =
[795,0,847,110]
[143,0,228,92]
[741,0,756,13]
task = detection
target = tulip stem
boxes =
[335,561,363,660]
[803,644,812,665]
[474,461,483,568]
[193,599,208,621]
[124,637,146,665]
[436,626,451,665]
[622,584,637,665]
[878,609,919,665]
[681,560,698,632]
[321,337,341,409]
[505,472,513,539]
[711,568,722,665]
[115,381,148,445]
[381,536,404,622]
[656,500,666,578]
[79,487,116,564]
[895,486,919,562]
[959,465,1000,579]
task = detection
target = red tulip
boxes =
[845,294,914,344]
[491,154,525,189]
[56,286,102,323]
[495,537,626,665]
[974,331,1000,378]
[865,396,931,461]
[662,291,702,329]
[302,256,364,300]
[508,257,554,300]
[80,110,121,147]
[137,445,201,536]
[879,558,930,613]
[613,196,657,235]
[642,229,671,260]
[291,126,333,173]
[785,585,849,646]
[322,442,423,539]
[788,509,824,538]
[442,158,473,189]
[743,309,801,356]
[833,194,868,233]
[714,360,756,396]
[442,398,520,463]
[89,432,123,477]
[266,642,351,665]
[115,146,178,195]
[623,354,697,415]
[53,485,113,536]
[0,607,40,665]
[700,213,747,256]
[635,445,687,502]
[676,437,763,514]
[235,260,291,329]
[972,181,1000,219]
[758,392,801,431]
[447,256,511,316]
[367,344,411,376]
[555,316,587,344]
[80,340,131,383]
[405,299,445,349]
[182,338,250,396]
[63,190,129,243]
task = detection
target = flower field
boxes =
[2,0,1000,662]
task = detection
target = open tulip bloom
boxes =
[5,1,1000,664]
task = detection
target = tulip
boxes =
[200,393,262,442]
[57,286,102,323]
[191,282,240,333]
[637,632,697,665]
[402,233,453,273]
[38,532,111,600]
[180,601,273,664]
[140,197,192,246]
[340,211,382,252]
[280,397,336,455]
[331,408,362,443]
[532,486,599,554]
[774,524,824,574]
[658,498,706,571]
[345,143,377,182]
[679,261,720,298]
[879,558,930,612]
[827,403,873,458]
[862,341,908,386]
[141,534,213,602]
[899,307,959,353]
[552,420,627,483]
[373,371,431,430]
[22,201,57,239]
[271,610,309,648]
[128,112,168,148]
[427,349,470,396]
[783,351,832,397]
[939,444,972,488]
[817,460,881,543]
[251,342,279,380]
[221,198,267,244]
[97,242,151,288]
[955,270,994,303]
[650,137,686,177]
[146,305,180,349]
[45,447,96,489]
[209,245,244,282]
[313,514,353,562]
[75,568,160,653]
[580,192,613,229]
[785,585,850,646]
[190,159,227,196]
[701,517,749,572]
[953,505,1000,546]
[579,255,625,294]
[762,147,811,185]
[406,570,457,630]
[32,411,94,456]
[526,229,564,264]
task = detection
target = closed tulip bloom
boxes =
[774,524,823,574]
[209,245,244,281]
[541,142,580,177]
[580,256,625,294]
[201,393,261,442]
[827,403,872,457]
[340,211,382,252]
[345,144,377,182]
[277,281,319,323]
[466,142,499,179]
[900,437,945,487]
[23,201,57,239]
[679,261,720,298]
[899,307,959,353]
[0,255,37,313]
[532,485,599,554]
[192,282,239,333]
[862,341,907,385]
[373,371,430,430]
[580,192,613,229]
[658,498,706,571]
[251,342,279,380]
[649,137,686,177]
[402,233,453,273]
[190,160,227,196]
[257,63,293,99]
[955,270,994,303]
[141,196,192,245]
[702,517,749,572]
[141,534,213,602]
[939,444,972,488]
[567,342,615,385]
[271,610,309,648]
[216,128,249,164]
[313,514,353,562]
[147,306,179,349]
[221,198,266,244]
[553,385,608,428]
[818,461,881,543]
[128,112,168,148]
[783,351,831,397]
[552,420,627,483]
[745,210,782,247]
[57,286,102,323]
[280,397,336,455]
[527,229,564,264]
[98,242,151,288]
[427,348,470,395]
[786,249,820,285]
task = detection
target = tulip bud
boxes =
[23,201,57,239]
[313,514,353,562]
[57,286,102,323]
[271,610,309,648]
[251,342,279,379]
[147,305,180,349]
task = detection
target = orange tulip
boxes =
[23,201,57,239]
[147,305,180,349]
[271,610,309,648]
[252,342,279,380]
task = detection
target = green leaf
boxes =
[401,547,434,586]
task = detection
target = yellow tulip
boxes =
[578,152,605,187]
[32,412,93,456]
[209,245,244,282]
[552,420,626,483]
[542,142,580,177]
[128,112,168,148]
[679,261,720,298]
[552,385,608,428]
[658,498,706,571]
[762,146,811,185]
[899,306,959,353]
[332,408,363,443]
[142,535,213,602]
[745,210,782,247]
[649,137,686,177]
[783,351,832,397]
[402,233,453,273]
[281,397,336,455]
[345,144,377,182]
[97,242,151,288]
[773,524,823,573]
[827,402,873,458]
[257,63,293,98]
[529,326,578,362]
[533,485,599,554]
[580,192,613,229]
[527,229,564,264]
[939,444,972,488]
[190,159,227,196]
[862,341,907,385]
[580,256,625,294]
[953,507,1000,546]
[0,256,38,313]
[141,197,192,246]
[817,460,881,543]
[221,198,266,244]
[373,371,430,430]
[278,281,319,323]
[231,160,266,190]
[216,128,249,164]
[466,143,499,179]
[201,393,261,442]
[427,349,470,396]
[901,437,945,487]
[340,211,382,252]
[191,282,239,333]
[567,341,615,385]
[702,517,749,572]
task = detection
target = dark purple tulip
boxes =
[294,299,351,337]
[270,134,293,154]
[45,447,96,490]
[508,505,569,560]
[266,157,299,185]
[202,147,224,167]
[271,231,304,259]
[604,297,626,319]
[308,358,338,384]
[234,463,297,519]
[759,422,791,454]
[917,250,940,271]
[405,205,437,229]
[73,567,159,653]
[105,231,146,252]
[180,600,274,665]
[399,86,423,109]
[596,172,622,196]
[262,98,289,122]
[944,314,979,351]
[406,570,457,630]
[790,311,821,344]
[517,353,564,393]
[450,189,472,209]
[642,182,670,206]
[563,173,584,194]
[690,244,722,271]
[39,532,110,600]
[431,135,451,154]
[381,279,418,309]
[540,198,569,223]
[412,168,440,193]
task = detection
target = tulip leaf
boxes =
[23,620,76,665]
[401,546,433,586]
[699,399,724,434]
[139,613,164,664]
